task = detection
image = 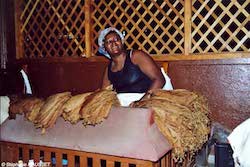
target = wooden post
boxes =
[184,0,192,55]
[33,149,40,163]
[85,0,92,57]
[79,153,88,166]
[67,154,75,167]
[55,151,62,167]
[14,0,24,59]
[22,147,29,164]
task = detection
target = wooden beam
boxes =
[14,0,24,59]
[184,0,192,55]
[153,52,250,61]
[85,0,92,57]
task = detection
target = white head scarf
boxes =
[98,27,124,59]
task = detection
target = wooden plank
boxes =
[14,0,24,59]
[55,151,62,167]
[153,52,250,61]
[79,153,88,167]
[121,162,129,167]
[137,164,152,167]
[184,0,192,55]
[22,146,29,163]
[153,161,160,167]
[160,156,166,167]
[33,149,40,162]
[166,153,172,167]
[85,0,92,57]
[0,143,7,162]
[106,160,115,167]
[6,144,13,162]
[67,154,75,167]
[92,157,100,167]
[12,144,19,162]
[43,150,51,163]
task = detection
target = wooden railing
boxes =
[15,0,250,60]
[1,141,195,167]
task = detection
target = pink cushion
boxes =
[0,107,171,161]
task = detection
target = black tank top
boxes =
[108,50,152,93]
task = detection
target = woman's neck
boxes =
[112,51,126,63]
[111,51,127,71]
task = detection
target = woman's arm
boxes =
[131,50,165,91]
[101,67,112,89]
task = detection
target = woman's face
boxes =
[104,32,124,57]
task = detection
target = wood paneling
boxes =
[14,57,250,129]
[167,58,250,129]
[24,58,108,97]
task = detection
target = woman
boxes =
[99,27,165,94]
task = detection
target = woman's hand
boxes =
[129,90,152,107]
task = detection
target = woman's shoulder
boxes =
[132,49,147,56]
[130,49,151,64]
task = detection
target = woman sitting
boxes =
[98,27,165,94]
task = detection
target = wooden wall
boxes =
[167,58,250,129]
[12,57,248,130]
[24,57,108,97]
[1,0,249,130]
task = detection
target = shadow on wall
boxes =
[0,63,25,96]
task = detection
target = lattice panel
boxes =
[20,0,85,57]
[192,0,250,53]
[17,0,249,58]
[92,0,185,55]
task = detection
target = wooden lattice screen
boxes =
[192,0,250,53]
[15,0,249,59]
[17,0,86,58]
[91,0,185,55]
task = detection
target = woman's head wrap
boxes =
[98,27,124,59]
